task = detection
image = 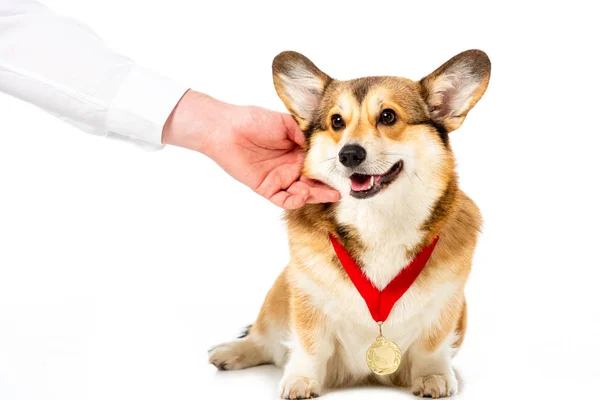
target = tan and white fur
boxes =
[209,50,491,399]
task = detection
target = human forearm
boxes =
[0,0,187,149]
[161,90,235,155]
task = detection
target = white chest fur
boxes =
[293,178,448,377]
[292,260,457,379]
[335,179,433,290]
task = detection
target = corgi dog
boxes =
[209,49,491,399]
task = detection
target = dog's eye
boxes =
[379,109,397,126]
[331,114,345,131]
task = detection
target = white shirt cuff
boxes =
[106,64,188,150]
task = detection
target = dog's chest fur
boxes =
[335,181,436,290]
[293,248,455,380]
[291,193,452,378]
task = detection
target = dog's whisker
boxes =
[380,152,417,159]
[413,172,424,184]
[320,157,336,165]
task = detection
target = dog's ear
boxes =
[420,50,491,132]
[272,51,331,130]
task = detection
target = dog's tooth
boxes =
[369,176,374,189]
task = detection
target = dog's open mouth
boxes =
[349,161,403,199]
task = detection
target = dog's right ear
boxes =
[272,51,331,130]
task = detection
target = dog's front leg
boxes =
[408,297,466,398]
[408,331,459,398]
[279,295,333,399]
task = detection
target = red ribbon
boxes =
[329,234,439,323]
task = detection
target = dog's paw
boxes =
[412,374,457,398]
[208,340,261,371]
[279,376,321,399]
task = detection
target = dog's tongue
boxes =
[350,176,370,191]
[350,174,382,191]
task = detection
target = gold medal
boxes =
[366,323,402,375]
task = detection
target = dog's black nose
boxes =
[338,144,367,168]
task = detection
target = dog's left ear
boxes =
[420,49,491,132]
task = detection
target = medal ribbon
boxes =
[329,234,439,323]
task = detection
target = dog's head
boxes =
[272,50,490,204]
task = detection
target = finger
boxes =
[275,180,311,209]
[299,176,337,190]
[306,187,341,204]
[299,176,341,203]
[282,113,305,146]
[255,152,304,200]
[269,189,309,210]
[290,179,339,204]
[287,180,311,195]
[269,179,337,209]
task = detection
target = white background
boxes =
[1,1,599,399]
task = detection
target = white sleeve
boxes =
[0,0,189,150]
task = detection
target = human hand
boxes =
[162,90,340,209]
